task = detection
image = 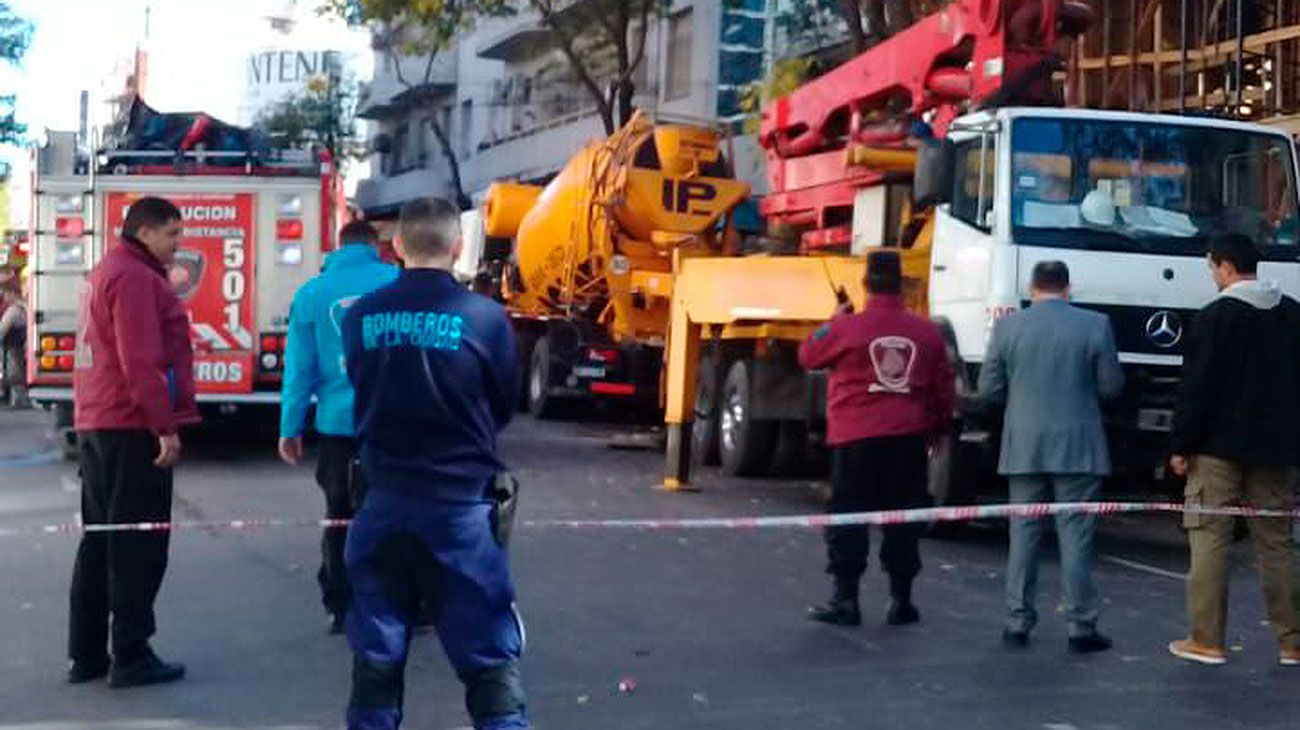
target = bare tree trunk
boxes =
[861,0,886,39]
[883,0,913,35]
[532,0,619,134]
[388,48,472,209]
[838,0,870,53]
[428,114,472,211]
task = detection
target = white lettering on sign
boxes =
[247,50,343,87]
[222,238,246,333]
[195,360,245,383]
[180,206,239,222]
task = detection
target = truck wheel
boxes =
[771,421,808,476]
[55,402,78,461]
[927,431,981,536]
[691,354,722,467]
[719,360,778,477]
[516,335,537,412]
[527,337,562,419]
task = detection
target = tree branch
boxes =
[836,0,869,53]
[622,1,652,84]
[530,0,616,131]
[387,46,414,91]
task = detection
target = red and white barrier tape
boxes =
[0,502,1296,538]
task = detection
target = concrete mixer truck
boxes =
[480,112,750,417]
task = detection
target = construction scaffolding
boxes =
[1066,0,1300,131]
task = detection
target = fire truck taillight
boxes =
[277,243,304,266]
[277,195,303,217]
[259,334,287,372]
[54,194,83,214]
[38,333,76,372]
[56,217,85,239]
[276,219,304,240]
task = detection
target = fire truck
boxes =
[28,109,344,452]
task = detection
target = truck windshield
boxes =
[1009,117,1299,257]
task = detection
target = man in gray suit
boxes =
[978,261,1124,654]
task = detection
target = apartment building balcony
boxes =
[463,109,606,194]
[476,0,601,61]
[355,164,450,218]
[357,52,458,120]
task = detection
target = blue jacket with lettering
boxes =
[280,245,399,438]
[341,268,519,501]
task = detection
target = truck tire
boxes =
[55,402,78,461]
[527,337,562,419]
[928,431,980,506]
[516,335,537,412]
[771,421,808,476]
[719,360,778,477]
[691,353,722,467]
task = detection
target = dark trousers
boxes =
[826,434,930,590]
[68,430,173,663]
[318,435,366,617]
[346,489,528,730]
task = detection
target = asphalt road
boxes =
[0,407,1297,730]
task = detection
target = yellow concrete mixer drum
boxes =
[482,112,750,344]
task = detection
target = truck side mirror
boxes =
[913,139,955,209]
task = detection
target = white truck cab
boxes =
[927,107,1300,486]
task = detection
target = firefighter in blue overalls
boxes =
[340,197,527,730]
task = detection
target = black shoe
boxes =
[108,651,185,689]
[67,657,110,684]
[885,600,920,626]
[1068,632,1113,655]
[807,598,862,626]
[328,613,346,635]
[1002,630,1030,648]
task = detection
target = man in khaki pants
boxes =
[1169,234,1300,667]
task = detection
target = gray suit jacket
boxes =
[977,299,1124,476]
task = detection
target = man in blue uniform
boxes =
[280,220,398,633]
[340,197,528,730]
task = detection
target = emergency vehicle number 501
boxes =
[223,237,246,333]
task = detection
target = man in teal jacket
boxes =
[279,220,399,633]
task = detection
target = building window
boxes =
[389,123,409,175]
[664,8,693,102]
[459,100,474,159]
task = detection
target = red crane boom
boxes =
[758,0,1093,251]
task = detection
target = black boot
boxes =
[808,577,862,626]
[67,656,111,684]
[108,648,185,689]
[885,573,920,626]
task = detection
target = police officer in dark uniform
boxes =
[340,197,528,730]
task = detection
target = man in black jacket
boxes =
[1168,234,1300,667]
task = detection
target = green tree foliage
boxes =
[0,2,33,146]
[321,0,514,54]
[323,0,515,209]
[738,57,816,135]
[256,72,363,166]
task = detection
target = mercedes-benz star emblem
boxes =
[1145,311,1183,349]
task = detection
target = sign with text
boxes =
[103,192,257,393]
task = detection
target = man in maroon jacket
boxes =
[68,196,198,688]
[799,250,954,627]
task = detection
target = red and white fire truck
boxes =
[28,122,344,450]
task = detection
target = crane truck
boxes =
[479,112,750,418]
[660,0,1300,498]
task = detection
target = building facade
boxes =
[355,0,774,218]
